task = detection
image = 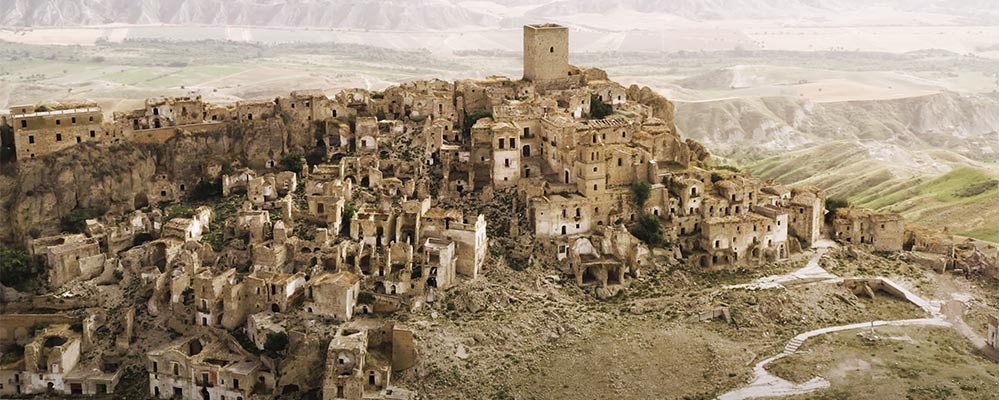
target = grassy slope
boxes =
[765,326,999,400]
[749,143,999,242]
[852,167,999,242]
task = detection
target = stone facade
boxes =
[832,208,904,252]
[523,24,570,88]
[11,104,109,159]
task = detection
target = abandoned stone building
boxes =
[0,322,122,397]
[832,207,905,251]
[9,103,111,159]
[146,330,276,400]
[322,324,417,400]
[31,233,107,287]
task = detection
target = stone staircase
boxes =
[783,336,806,355]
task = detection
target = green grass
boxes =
[961,228,999,243]
[853,167,998,211]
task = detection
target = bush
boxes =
[341,203,357,236]
[590,94,613,119]
[0,344,24,366]
[630,213,664,247]
[280,152,304,173]
[61,207,105,233]
[30,321,49,335]
[357,291,374,304]
[0,244,33,288]
[955,179,998,198]
[463,109,492,134]
[825,198,850,222]
[710,173,723,183]
[132,232,154,247]
[715,165,740,173]
[188,178,221,201]
[264,331,289,354]
[631,181,651,206]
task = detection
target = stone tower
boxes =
[523,24,569,85]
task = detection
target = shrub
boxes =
[0,244,33,288]
[188,178,221,201]
[341,203,357,236]
[280,152,304,173]
[61,207,105,233]
[0,344,24,366]
[463,109,492,134]
[264,331,289,354]
[825,198,850,222]
[955,179,998,198]
[30,321,49,335]
[590,94,613,119]
[710,173,723,183]
[631,181,651,206]
[715,165,740,173]
[132,232,154,247]
[630,213,664,247]
[357,291,374,304]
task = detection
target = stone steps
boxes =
[783,337,805,354]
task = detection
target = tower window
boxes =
[550,46,554,53]
[21,120,27,128]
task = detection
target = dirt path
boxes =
[724,240,837,290]
[717,241,993,400]
[718,318,952,400]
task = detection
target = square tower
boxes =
[523,24,569,84]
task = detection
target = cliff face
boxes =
[626,84,676,130]
[0,119,297,243]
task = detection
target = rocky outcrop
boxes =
[626,84,677,133]
[0,119,300,243]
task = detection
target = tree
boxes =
[280,152,304,173]
[264,331,289,354]
[463,109,492,134]
[0,244,32,288]
[631,181,651,206]
[825,198,850,222]
[630,214,664,247]
[341,202,357,236]
[188,178,220,201]
[590,94,613,119]
[61,207,105,233]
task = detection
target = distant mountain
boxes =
[1,0,996,29]
[675,92,999,163]
[0,0,501,30]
